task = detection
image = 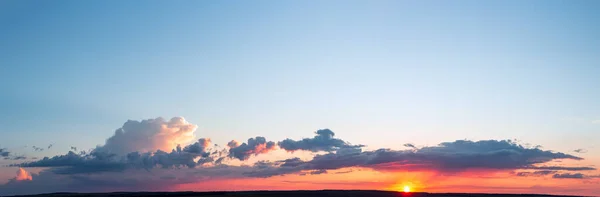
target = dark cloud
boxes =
[228,137,276,160]
[403,143,416,149]
[515,170,556,177]
[32,146,44,152]
[553,173,585,179]
[1,148,27,160]
[10,156,27,160]
[0,167,251,196]
[246,140,593,177]
[1,148,10,158]
[278,129,363,152]
[310,169,327,175]
[17,140,221,174]
[525,166,596,171]
[334,170,354,174]
[16,151,126,174]
[183,138,212,156]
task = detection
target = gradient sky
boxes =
[1,1,599,196]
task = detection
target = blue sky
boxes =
[1,0,599,160]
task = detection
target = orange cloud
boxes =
[15,168,32,181]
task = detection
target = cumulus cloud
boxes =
[183,138,212,156]
[278,129,362,152]
[229,137,276,160]
[94,117,197,155]
[15,168,32,181]
[227,140,240,148]
[14,117,211,174]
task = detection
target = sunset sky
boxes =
[1,1,600,196]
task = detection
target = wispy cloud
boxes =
[553,173,585,179]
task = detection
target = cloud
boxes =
[3,121,597,195]
[229,137,276,160]
[17,140,220,174]
[0,164,263,196]
[15,168,32,181]
[0,148,10,159]
[591,119,600,124]
[309,169,327,175]
[10,156,27,160]
[32,146,44,152]
[183,138,212,156]
[227,140,240,148]
[246,140,593,177]
[515,170,556,177]
[403,143,416,149]
[16,130,593,179]
[573,149,588,153]
[94,117,198,155]
[1,148,27,160]
[524,166,596,171]
[278,129,363,152]
[553,173,585,179]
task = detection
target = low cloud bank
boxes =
[245,139,593,177]
[2,117,597,196]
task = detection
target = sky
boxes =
[1,0,599,196]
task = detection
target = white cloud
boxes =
[95,117,197,155]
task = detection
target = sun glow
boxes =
[403,185,411,193]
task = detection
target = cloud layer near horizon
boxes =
[1,117,597,196]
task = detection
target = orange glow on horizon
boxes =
[403,185,411,193]
[173,168,600,196]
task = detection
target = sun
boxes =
[403,185,411,193]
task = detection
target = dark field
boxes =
[8,191,585,197]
